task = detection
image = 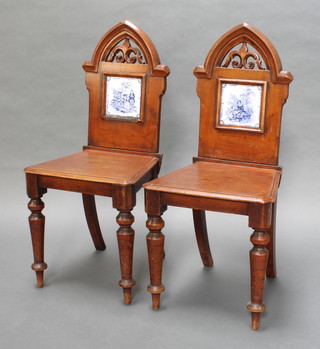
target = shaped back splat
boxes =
[194,23,293,165]
[83,20,170,153]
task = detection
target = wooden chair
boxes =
[24,20,169,304]
[144,23,293,330]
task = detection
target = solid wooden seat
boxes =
[24,20,169,305]
[144,161,281,204]
[144,23,292,330]
[25,150,159,185]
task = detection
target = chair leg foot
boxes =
[251,312,261,330]
[152,294,161,310]
[247,302,265,330]
[122,288,132,305]
[32,263,47,287]
[35,271,44,288]
[116,210,136,304]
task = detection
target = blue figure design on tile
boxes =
[220,83,262,128]
[229,99,253,122]
[129,90,135,108]
[111,82,136,115]
[106,76,141,119]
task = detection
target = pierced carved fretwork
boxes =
[222,43,265,70]
[107,38,145,64]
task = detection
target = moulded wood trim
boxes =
[192,157,283,173]
[83,145,163,161]
[144,184,277,204]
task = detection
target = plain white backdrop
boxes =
[1,1,320,348]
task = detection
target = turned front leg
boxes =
[146,215,165,310]
[247,230,270,330]
[28,198,47,287]
[116,210,136,305]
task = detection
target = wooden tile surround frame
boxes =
[24,20,169,304]
[144,23,293,330]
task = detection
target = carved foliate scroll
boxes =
[107,38,145,64]
[222,43,265,70]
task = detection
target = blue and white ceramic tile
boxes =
[219,83,262,128]
[106,76,141,118]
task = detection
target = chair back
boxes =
[83,20,170,153]
[194,23,293,165]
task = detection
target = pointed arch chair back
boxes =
[194,23,293,165]
[143,23,293,330]
[24,21,169,306]
[83,20,169,153]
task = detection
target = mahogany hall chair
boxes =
[144,23,293,330]
[24,20,169,304]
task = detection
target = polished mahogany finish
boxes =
[144,23,292,329]
[24,20,169,304]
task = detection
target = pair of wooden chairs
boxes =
[24,20,293,330]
